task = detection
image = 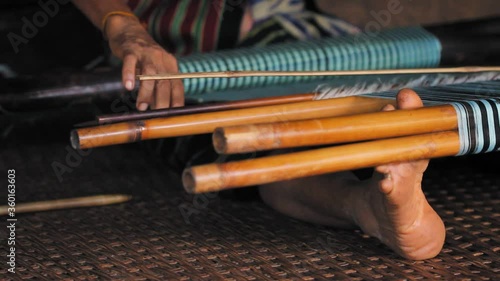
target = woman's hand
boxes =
[105,15,184,110]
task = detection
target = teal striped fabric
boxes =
[361,79,500,156]
[452,98,500,156]
[178,26,442,96]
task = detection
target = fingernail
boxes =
[138,103,148,111]
[125,80,133,90]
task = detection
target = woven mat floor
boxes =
[0,137,499,280]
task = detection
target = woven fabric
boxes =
[245,0,360,42]
[363,77,500,104]
[237,11,359,48]
[362,79,500,157]
[0,138,499,280]
[452,98,500,155]
[128,0,245,55]
[178,26,442,96]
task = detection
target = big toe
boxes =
[397,89,423,109]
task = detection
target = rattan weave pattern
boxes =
[0,141,498,280]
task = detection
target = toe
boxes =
[382,104,396,111]
[378,177,394,194]
[396,89,424,109]
[375,165,390,174]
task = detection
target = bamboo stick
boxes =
[95,93,316,125]
[183,131,460,194]
[137,66,500,81]
[214,104,459,154]
[0,194,132,216]
[72,96,396,149]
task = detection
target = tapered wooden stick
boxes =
[183,131,460,193]
[0,194,132,216]
[95,93,316,125]
[214,104,459,154]
[72,96,395,149]
[137,66,500,81]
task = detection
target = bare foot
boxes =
[353,89,445,260]
[259,89,445,260]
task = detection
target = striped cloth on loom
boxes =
[359,79,500,156]
[178,26,442,96]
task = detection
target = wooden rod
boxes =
[72,96,396,149]
[95,93,316,125]
[137,66,500,81]
[183,131,461,194]
[214,104,459,154]
[0,194,132,216]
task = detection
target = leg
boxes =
[259,89,445,260]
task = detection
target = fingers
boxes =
[152,79,186,109]
[137,66,156,111]
[171,78,185,107]
[124,56,155,111]
[154,80,172,109]
[110,23,186,110]
[153,54,184,109]
[123,47,183,110]
[122,54,138,91]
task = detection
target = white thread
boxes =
[313,72,500,100]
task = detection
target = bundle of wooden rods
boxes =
[212,103,459,154]
[73,68,500,149]
[74,90,470,194]
[71,95,396,149]
[183,131,460,193]
[71,69,500,194]
[184,106,461,193]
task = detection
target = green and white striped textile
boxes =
[178,26,442,96]
[360,79,500,156]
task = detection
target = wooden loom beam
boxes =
[213,104,459,154]
[72,96,395,149]
[183,131,461,194]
